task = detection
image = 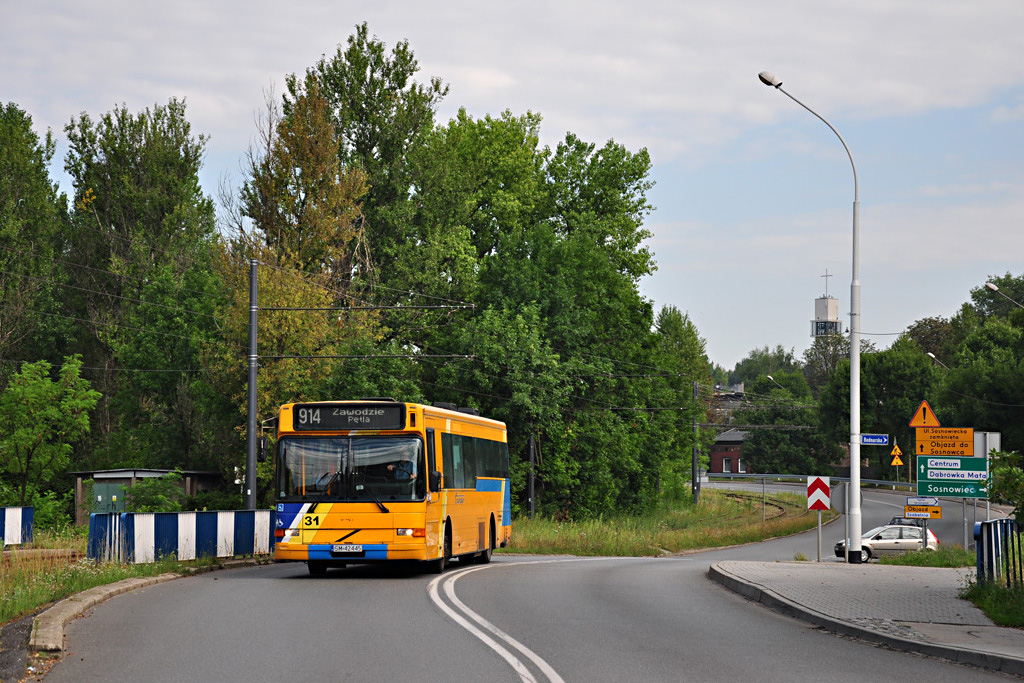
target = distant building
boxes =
[71,468,222,525]
[708,429,749,474]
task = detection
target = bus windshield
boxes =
[276,436,425,503]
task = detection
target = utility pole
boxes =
[692,381,700,504]
[246,259,258,510]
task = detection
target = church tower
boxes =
[812,270,843,337]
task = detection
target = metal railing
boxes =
[975,519,1023,587]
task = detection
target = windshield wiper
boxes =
[351,471,390,513]
[316,471,343,500]
[369,494,389,514]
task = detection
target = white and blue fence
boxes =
[88,510,274,564]
[1,507,34,547]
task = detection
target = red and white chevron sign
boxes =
[807,476,830,511]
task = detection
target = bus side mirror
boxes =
[429,471,442,493]
[258,437,269,463]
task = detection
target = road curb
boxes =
[707,563,1024,677]
[28,557,268,654]
[30,574,180,653]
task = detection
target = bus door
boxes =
[424,428,444,552]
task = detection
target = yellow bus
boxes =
[273,399,512,575]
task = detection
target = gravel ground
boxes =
[0,613,35,683]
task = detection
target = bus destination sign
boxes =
[292,403,406,431]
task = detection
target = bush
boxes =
[28,490,74,531]
[186,488,243,511]
[125,471,185,512]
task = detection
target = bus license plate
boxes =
[332,544,362,553]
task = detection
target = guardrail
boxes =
[705,473,915,490]
[974,519,1022,587]
[1,506,33,546]
[88,510,275,564]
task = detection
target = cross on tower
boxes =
[821,269,833,298]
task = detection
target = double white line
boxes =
[428,563,565,683]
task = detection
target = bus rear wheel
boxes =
[474,521,494,564]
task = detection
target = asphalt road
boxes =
[43,491,1007,683]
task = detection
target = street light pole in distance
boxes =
[758,71,863,563]
[985,281,1024,310]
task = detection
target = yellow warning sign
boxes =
[891,453,904,467]
[909,400,941,428]
[891,444,903,457]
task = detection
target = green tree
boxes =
[730,345,801,388]
[287,22,448,285]
[0,103,70,376]
[819,337,937,478]
[0,356,100,505]
[938,315,1024,451]
[802,334,847,398]
[988,450,1023,522]
[64,99,228,471]
[736,373,838,474]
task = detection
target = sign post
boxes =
[807,476,830,562]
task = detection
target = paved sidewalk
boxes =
[709,561,1024,677]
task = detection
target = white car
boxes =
[834,524,939,562]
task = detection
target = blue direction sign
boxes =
[860,433,889,446]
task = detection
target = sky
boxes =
[3,1,1023,370]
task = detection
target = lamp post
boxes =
[926,352,950,370]
[766,375,786,390]
[985,281,1024,310]
[759,71,863,562]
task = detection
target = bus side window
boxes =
[461,436,477,489]
[441,433,458,489]
[451,436,465,488]
[426,428,441,492]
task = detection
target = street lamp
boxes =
[985,281,1024,310]
[766,375,786,390]
[926,352,950,370]
[759,71,864,563]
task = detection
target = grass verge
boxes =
[0,529,226,626]
[503,489,837,556]
[878,545,975,568]
[960,580,1024,628]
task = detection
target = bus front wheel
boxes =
[428,524,452,574]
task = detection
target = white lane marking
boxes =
[428,564,566,683]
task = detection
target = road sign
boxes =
[909,400,941,428]
[916,427,974,456]
[916,455,988,498]
[860,433,889,446]
[891,453,904,467]
[904,505,942,519]
[907,496,938,506]
[890,443,904,466]
[807,476,830,511]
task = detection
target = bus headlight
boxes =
[397,528,426,537]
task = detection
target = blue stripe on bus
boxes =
[307,544,388,561]
[476,478,503,492]
[503,479,512,527]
